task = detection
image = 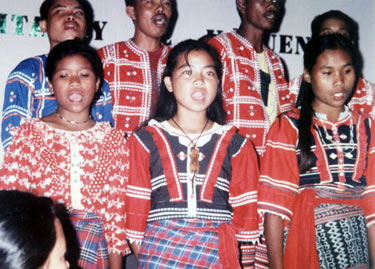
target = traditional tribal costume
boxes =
[289,75,375,117]
[209,31,291,268]
[126,120,259,269]
[258,108,375,269]
[98,40,170,136]
[1,55,113,149]
[209,32,291,156]
[0,119,130,268]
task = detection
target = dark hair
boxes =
[124,0,136,6]
[40,0,94,43]
[46,39,104,92]
[311,10,359,47]
[153,39,225,124]
[296,34,359,173]
[0,191,57,269]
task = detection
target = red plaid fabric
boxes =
[70,210,109,269]
[138,219,237,269]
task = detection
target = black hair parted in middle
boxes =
[296,34,359,173]
[153,39,226,125]
[46,38,104,89]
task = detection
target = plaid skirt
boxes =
[138,219,227,269]
[70,209,109,269]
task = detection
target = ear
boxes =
[126,6,136,21]
[47,79,54,94]
[164,76,173,93]
[303,69,312,83]
[40,19,47,33]
[95,79,100,92]
[236,0,246,17]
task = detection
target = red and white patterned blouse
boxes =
[0,119,130,255]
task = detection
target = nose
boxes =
[69,75,81,87]
[194,72,205,85]
[156,2,164,13]
[267,1,280,11]
[65,11,75,21]
[334,72,344,87]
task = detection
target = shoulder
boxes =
[270,110,300,135]
[357,77,375,90]
[8,55,47,76]
[209,32,234,48]
[8,118,45,145]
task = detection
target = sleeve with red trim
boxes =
[125,130,152,243]
[257,114,300,226]
[363,118,375,227]
[229,135,259,243]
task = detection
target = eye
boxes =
[344,67,353,74]
[57,73,68,79]
[182,70,192,76]
[206,70,217,77]
[162,0,171,6]
[54,8,65,15]
[74,10,84,17]
[322,71,331,76]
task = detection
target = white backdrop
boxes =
[0,0,374,162]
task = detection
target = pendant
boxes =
[189,147,200,173]
[345,152,353,159]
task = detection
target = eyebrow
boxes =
[319,62,353,69]
[50,4,84,11]
[176,63,216,70]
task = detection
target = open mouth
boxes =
[69,93,83,102]
[191,90,205,101]
[264,11,277,21]
[64,22,79,31]
[153,14,168,26]
[334,92,344,97]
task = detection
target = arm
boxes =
[264,213,284,269]
[0,122,34,191]
[109,253,122,269]
[368,224,375,268]
[101,131,129,260]
[229,138,260,242]
[125,133,152,250]
[1,56,54,149]
[130,242,141,258]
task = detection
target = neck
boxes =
[237,23,265,53]
[313,104,345,122]
[172,113,210,134]
[132,33,162,52]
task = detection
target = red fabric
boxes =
[218,223,241,269]
[209,32,291,155]
[98,40,170,135]
[0,119,130,255]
